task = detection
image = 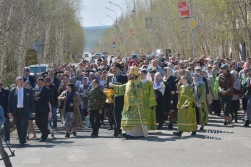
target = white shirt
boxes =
[17,87,24,108]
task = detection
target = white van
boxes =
[29,64,49,75]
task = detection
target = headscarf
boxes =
[163,67,173,80]
[83,77,90,87]
[211,68,217,78]
[153,72,163,90]
[193,73,204,102]
[66,83,75,106]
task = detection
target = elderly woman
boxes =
[162,67,177,130]
[193,73,208,130]
[58,83,82,138]
[153,72,165,129]
[230,70,241,123]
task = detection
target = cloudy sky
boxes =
[81,0,129,27]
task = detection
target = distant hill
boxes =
[83,26,111,52]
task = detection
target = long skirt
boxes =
[63,112,74,129]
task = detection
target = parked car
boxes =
[93,53,103,59]
[29,64,49,75]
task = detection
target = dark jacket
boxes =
[162,76,176,112]
[23,75,36,88]
[202,77,209,94]
[0,88,9,116]
[34,86,51,113]
[8,87,35,119]
[105,73,128,98]
[48,84,58,107]
[52,77,60,89]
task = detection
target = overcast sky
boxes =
[81,0,128,27]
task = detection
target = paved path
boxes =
[3,112,251,167]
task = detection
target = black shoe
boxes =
[65,133,70,138]
[217,114,221,117]
[191,131,196,135]
[199,126,204,130]
[73,132,77,136]
[39,139,46,142]
[167,124,173,130]
[224,122,228,126]
[108,126,113,130]
[91,133,97,137]
[173,131,182,137]
[235,120,238,123]
[157,125,163,129]
[243,120,249,127]
[20,143,25,147]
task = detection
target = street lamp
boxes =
[109,1,123,20]
[105,7,117,23]
[107,15,115,24]
[100,22,105,26]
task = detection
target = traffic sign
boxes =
[187,18,198,29]
[31,38,44,53]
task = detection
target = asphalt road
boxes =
[3,111,251,167]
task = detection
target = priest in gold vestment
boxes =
[110,66,148,139]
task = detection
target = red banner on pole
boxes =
[178,1,190,18]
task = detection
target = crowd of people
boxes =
[1,53,251,165]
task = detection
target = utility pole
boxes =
[190,0,196,59]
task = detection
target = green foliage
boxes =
[98,0,251,60]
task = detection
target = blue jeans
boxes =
[4,117,10,141]
[51,107,58,128]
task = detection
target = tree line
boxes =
[94,0,251,61]
[0,0,86,85]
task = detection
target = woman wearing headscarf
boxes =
[58,83,82,138]
[193,73,208,130]
[230,70,241,123]
[153,72,165,129]
[162,67,177,130]
[78,77,90,118]
[209,68,221,116]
